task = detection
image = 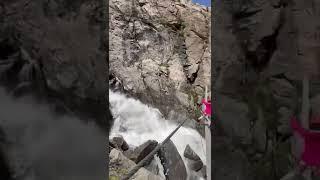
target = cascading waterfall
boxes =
[109,90,206,180]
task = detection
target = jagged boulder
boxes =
[124,140,158,164]
[109,149,164,180]
[110,136,129,151]
[158,140,187,180]
[184,144,203,171]
[184,144,201,161]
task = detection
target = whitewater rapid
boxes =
[109,90,206,179]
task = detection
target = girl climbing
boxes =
[197,97,211,126]
[283,77,320,180]
[196,86,212,127]
[290,116,320,177]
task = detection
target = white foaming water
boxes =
[109,90,206,180]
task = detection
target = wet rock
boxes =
[198,165,207,179]
[158,140,187,180]
[183,144,203,171]
[109,141,116,150]
[187,159,203,172]
[125,140,158,164]
[144,156,161,176]
[119,125,128,132]
[184,144,201,161]
[109,149,165,180]
[111,136,129,151]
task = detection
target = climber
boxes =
[197,97,211,126]
[290,116,320,177]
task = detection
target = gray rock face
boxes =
[214,0,320,179]
[158,140,187,180]
[109,0,211,119]
[211,137,252,180]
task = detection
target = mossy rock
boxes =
[109,175,120,180]
[109,166,129,179]
[115,168,129,176]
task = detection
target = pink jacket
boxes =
[291,117,320,166]
[201,99,211,116]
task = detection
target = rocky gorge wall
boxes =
[0,0,109,131]
[109,0,211,123]
[213,0,320,179]
[0,0,107,179]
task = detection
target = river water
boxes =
[109,90,206,180]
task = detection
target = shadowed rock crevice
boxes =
[214,0,320,179]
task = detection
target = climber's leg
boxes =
[200,116,210,127]
[197,115,203,121]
